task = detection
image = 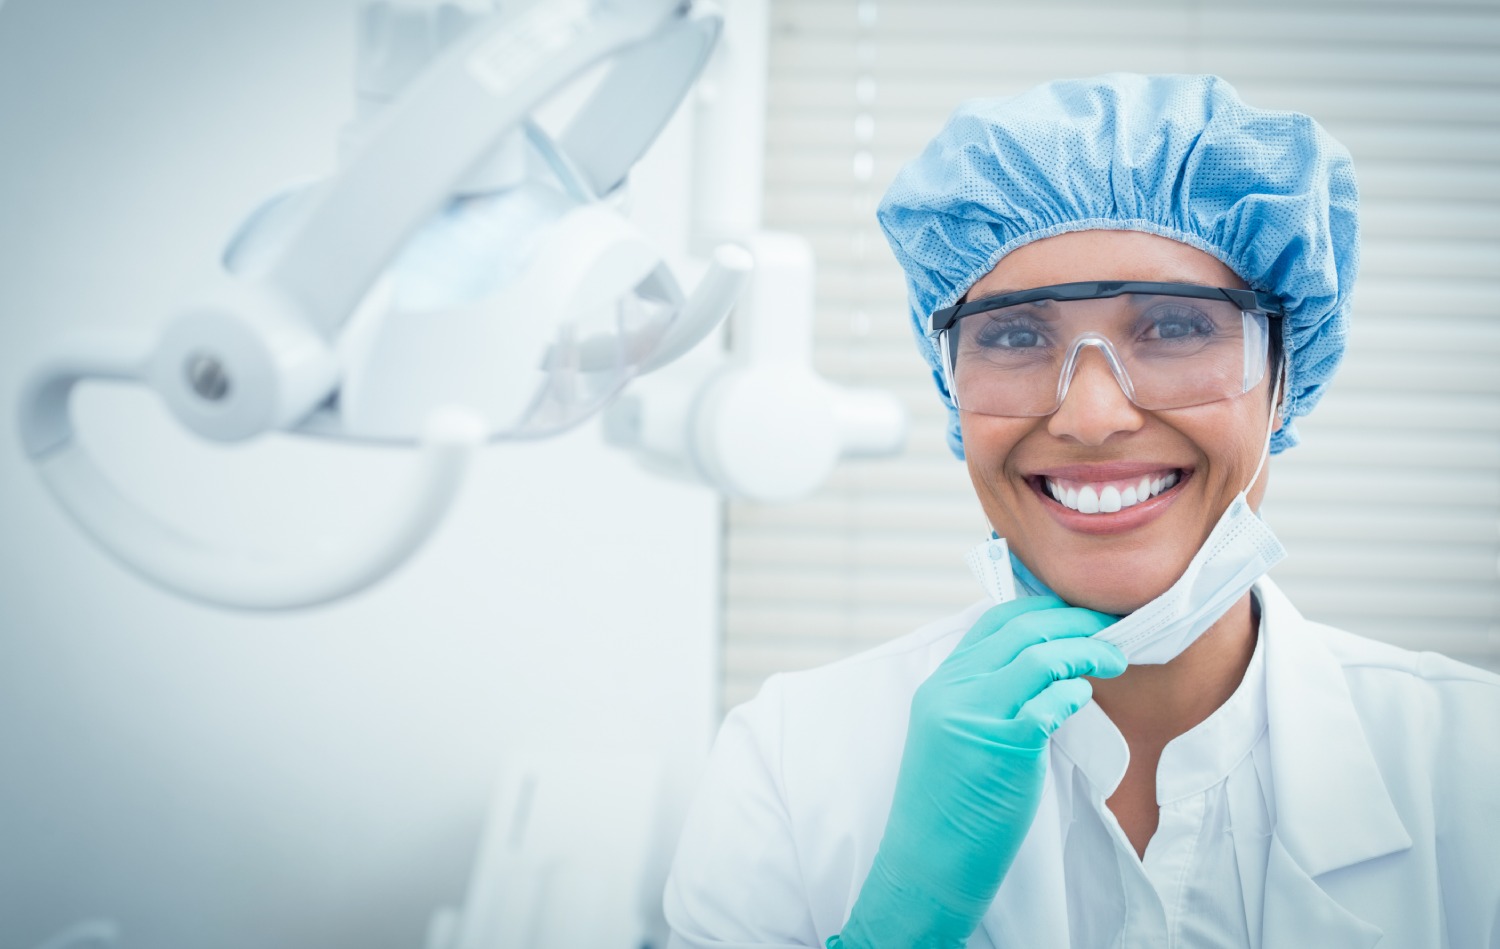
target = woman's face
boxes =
[960,230,1277,615]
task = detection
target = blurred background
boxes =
[0,2,723,947]
[1,0,1497,948]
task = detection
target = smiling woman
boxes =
[664,73,1500,949]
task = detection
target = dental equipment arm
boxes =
[605,231,907,502]
[16,0,736,610]
[18,330,483,610]
[603,0,906,501]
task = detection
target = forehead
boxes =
[964,230,1248,302]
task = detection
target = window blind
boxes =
[723,0,1500,710]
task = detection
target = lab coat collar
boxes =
[1258,577,1413,876]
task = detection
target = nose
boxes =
[1046,344,1145,446]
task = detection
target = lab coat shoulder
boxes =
[1307,613,1500,802]
[1267,592,1500,948]
[663,601,989,949]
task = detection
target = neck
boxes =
[1088,591,1259,747]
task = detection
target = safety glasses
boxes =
[929,281,1285,418]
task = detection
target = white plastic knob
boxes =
[691,366,841,502]
[149,274,338,443]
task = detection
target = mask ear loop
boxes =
[1246,354,1287,494]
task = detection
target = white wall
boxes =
[0,2,722,947]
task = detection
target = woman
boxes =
[663,74,1500,948]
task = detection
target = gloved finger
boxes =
[1007,677,1096,747]
[955,595,1067,651]
[961,606,1118,673]
[991,636,1128,717]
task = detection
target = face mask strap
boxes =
[1246,357,1286,493]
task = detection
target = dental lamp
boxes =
[16,0,751,611]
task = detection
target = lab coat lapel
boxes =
[1261,835,1383,949]
[1258,579,1412,943]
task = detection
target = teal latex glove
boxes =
[831,596,1126,949]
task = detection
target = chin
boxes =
[1036,557,1183,616]
[1053,585,1149,617]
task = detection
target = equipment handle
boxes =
[19,337,483,611]
[637,242,753,373]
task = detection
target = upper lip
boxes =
[1027,462,1190,482]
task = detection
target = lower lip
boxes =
[1030,472,1190,535]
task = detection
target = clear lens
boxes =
[946,293,1269,417]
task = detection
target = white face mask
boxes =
[966,376,1286,665]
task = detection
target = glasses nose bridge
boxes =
[1056,333,1138,408]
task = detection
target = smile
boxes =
[1041,468,1183,514]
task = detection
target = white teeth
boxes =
[1045,470,1182,515]
[1077,485,1100,514]
[1099,485,1121,513]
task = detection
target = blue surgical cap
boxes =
[877,73,1359,457]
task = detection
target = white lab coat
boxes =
[664,579,1500,948]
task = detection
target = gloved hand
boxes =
[830,596,1126,949]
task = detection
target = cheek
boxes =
[959,413,1030,480]
[1230,395,1276,473]
[1170,398,1272,494]
[960,413,1037,524]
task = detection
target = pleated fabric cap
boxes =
[877,73,1359,458]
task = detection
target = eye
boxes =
[973,318,1050,350]
[1141,305,1219,341]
